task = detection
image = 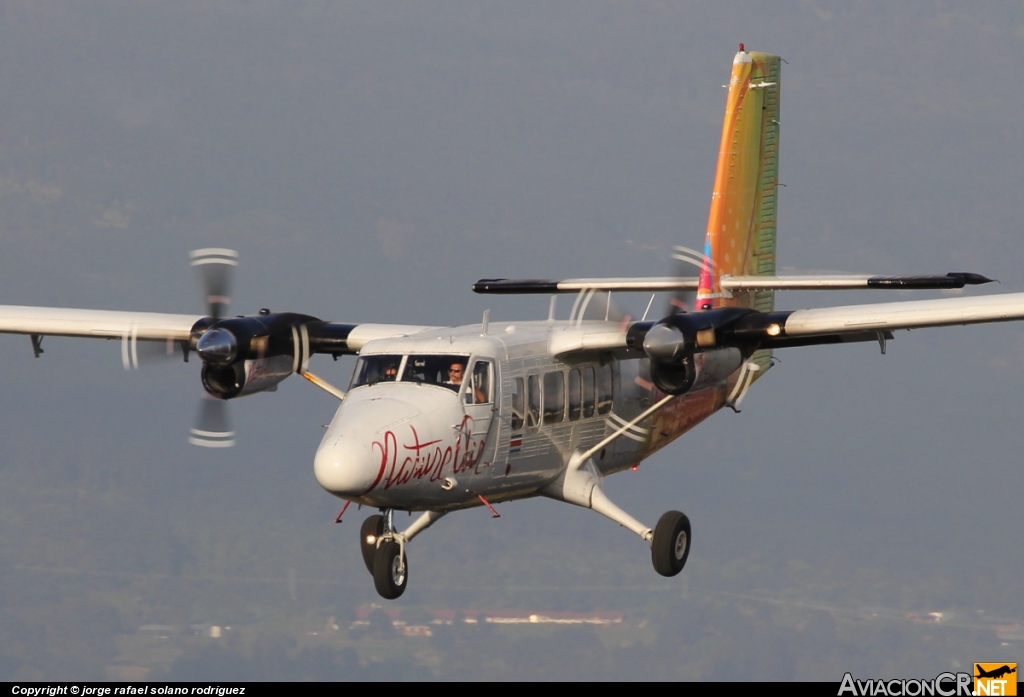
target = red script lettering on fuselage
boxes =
[366,417,487,493]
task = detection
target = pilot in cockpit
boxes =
[446,360,487,404]
[382,363,398,381]
[443,361,465,390]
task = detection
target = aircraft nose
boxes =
[314,436,378,496]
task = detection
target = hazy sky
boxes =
[1,1,1023,676]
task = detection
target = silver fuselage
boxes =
[313,320,735,511]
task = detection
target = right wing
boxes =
[0,305,201,340]
[0,304,438,356]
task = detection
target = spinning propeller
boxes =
[190,248,238,321]
[629,243,750,396]
[188,248,240,448]
[668,245,706,314]
[182,249,341,447]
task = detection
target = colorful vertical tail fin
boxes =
[696,47,781,314]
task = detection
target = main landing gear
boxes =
[540,451,692,579]
[360,508,445,600]
[651,510,691,577]
[357,453,691,598]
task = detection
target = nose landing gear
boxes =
[373,538,407,599]
[359,510,407,599]
[358,508,446,600]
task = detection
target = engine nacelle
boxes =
[649,347,742,395]
[192,311,319,400]
[636,309,753,396]
[200,355,294,399]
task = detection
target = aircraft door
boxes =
[462,359,496,446]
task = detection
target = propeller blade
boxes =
[122,337,187,370]
[190,248,238,320]
[189,397,236,448]
[669,245,705,314]
[574,290,630,324]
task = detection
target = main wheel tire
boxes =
[372,539,408,600]
[651,510,691,577]
[360,515,385,575]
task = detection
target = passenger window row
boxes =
[511,364,612,431]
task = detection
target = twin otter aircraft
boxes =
[3,48,1024,600]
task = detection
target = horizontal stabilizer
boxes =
[473,273,993,295]
[474,277,694,294]
[724,272,992,291]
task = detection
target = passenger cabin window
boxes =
[543,371,564,424]
[350,354,403,388]
[511,378,525,431]
[567,369,582,421]
[582,366,596,418]
[526,374,540,428]
[596,363,613,415]
[401,355,471,392]
[467,360,492,404]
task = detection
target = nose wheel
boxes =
[373,539,407,599]
[360,509,409,599]
[651,510,691,577]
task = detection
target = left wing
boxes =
[771,293,1024,338]
[545,292,1024,359]
[685,292,1024,350]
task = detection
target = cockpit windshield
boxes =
[350,354,471,392]
[401,355,469,392]
[350,354,403,388]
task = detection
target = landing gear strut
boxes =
[541,450,692,579]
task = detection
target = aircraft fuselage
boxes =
[314,319,736,511]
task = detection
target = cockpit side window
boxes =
[350,354,404,388]
[467,360,492,404]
